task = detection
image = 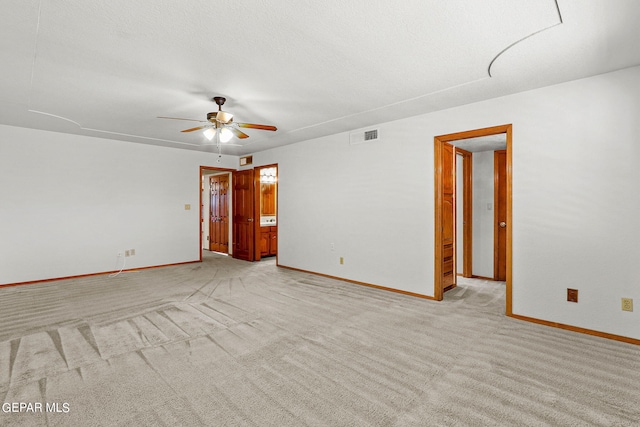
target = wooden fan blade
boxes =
[231,127,250,139]
[181,126,206,133]
[237,123,277,131]
[157,116,206,123]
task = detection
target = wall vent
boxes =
[350,128,380,145]
[364,129,378,141]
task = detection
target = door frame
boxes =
[199,166,235,261]
[434,124,512,314]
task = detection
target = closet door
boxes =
[209,174,229,254]
[232,169,255,261]
[441,142,456,290]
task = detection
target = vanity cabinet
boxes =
[260,226,277,257]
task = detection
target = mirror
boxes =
[261,182,276,215]
[259,167,277,218]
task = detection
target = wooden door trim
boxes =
[199,166,235,262]
[434,124,512,315]
[455,148,473,278]
[493,151,499,279]
[434,141,444,301]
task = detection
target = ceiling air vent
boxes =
[350,128,380,145]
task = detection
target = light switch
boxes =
[185,204,191,210]
[487,203,493,210]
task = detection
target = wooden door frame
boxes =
[493,150,507,281]
[199,166,235,262]
[434,124,512,315]
[455,148,473,278]
[253,164,278,262]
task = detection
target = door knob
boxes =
[499,221,506,228]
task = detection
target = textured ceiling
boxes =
[1,0,639,155]
[454,135,507,153]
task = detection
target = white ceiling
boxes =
[454,134,507,153]
[1,1,639,156]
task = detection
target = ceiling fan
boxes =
[158,96,277,144]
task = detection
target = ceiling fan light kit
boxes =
[203,128,215,141]
[218,127,233,143]
[158,96,277,153]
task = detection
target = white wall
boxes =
[251,65,640,340]
[253,129,433,295]
[472,151,494,278]
[0,125,238,284]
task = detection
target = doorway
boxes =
[225,164,279,262]
[254,165,278,262]
[200,164,279,263]
[434,124,512,314]
[200,166,234,261]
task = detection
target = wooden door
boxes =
[441,142,456,290]
[232,169,255,261]
[494,150,507,281]
[209,174,229,254]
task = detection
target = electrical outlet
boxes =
[622,298,633,312]
[330,243,335,251]
[130,249,135,256]
[340,257,344,265]
[125,250,130,257]
[567,288,578,303]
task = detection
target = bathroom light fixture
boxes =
[260,167,277,183]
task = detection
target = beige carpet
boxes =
[0,252,638,426]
